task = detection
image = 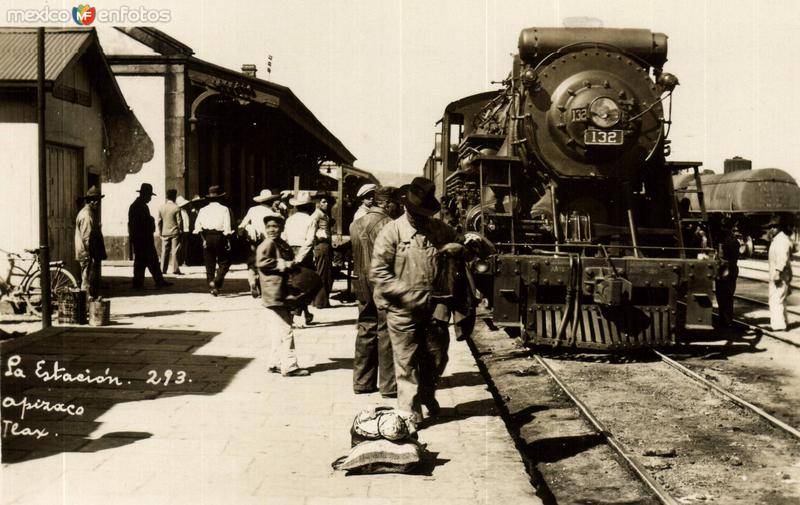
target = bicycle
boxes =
[0,248,78,315]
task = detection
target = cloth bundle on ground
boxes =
[332,407,425,474]
[286,266,322,309]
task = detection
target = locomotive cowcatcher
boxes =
[424,27,719,349]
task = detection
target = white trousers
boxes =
[769,280,789,331]
[266,306,300,374]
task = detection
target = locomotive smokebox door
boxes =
[493,257,522,326]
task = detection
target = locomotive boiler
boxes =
[425,27,718,349]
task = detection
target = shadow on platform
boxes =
[0,326,250,464]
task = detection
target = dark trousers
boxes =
[353,296,396,394]
[312,242,332,308]
[133,243,165,287]
[203,232,231,289]
[716,276,737,326]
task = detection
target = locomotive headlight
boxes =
[588,97,622,128]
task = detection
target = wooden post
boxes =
[37,27,51,328]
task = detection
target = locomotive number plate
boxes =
[584,129,623,145]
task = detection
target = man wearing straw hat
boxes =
[129,183,171,290]
[194,185,233,296]
[284,190,316,325]
[75,185,107,299]
[239,189,282,298]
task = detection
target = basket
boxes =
[88,299,110,326]
[57,289,87,324]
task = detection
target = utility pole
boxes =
[37,27,52,328]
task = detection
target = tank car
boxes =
[672,158,800,257]
[425,27,719,349]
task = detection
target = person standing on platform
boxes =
[194,185,233,296]
[284,191,316,325]
[350,186,399,397]
[767,215,794,331]
[129,183,171,290]
[715,217,740,327]
[309,193,336,309]
[158,189,183,276]
[370,177,466,427]
[256,214,310,377]
[239,189,281,298]
[175,195,191,268]
[75,185,107,299]
[353,183,376,221]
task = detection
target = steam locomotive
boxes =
[424,27,719,349]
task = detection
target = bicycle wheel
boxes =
[23,267,79,314]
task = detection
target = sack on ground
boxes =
[331,439,424,474]
[350,407,417,447]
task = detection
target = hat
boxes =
[176,195,190,207]
[262,213,285,225]
[374,185,398,203]
[313,192,336,204]
[280,190,294,200]
[357,183,377,198]
[206,185,226,199]
[84,185,104,200]
[136,183,155,196]
[767,215,783,227]
[289,191,314,207]
[190,195,204,205]
[253,189,280,203]
[399,177,440,217]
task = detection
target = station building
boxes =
[0,28,152,275]
[97,27,356,259]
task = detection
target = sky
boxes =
[6,0,800,180]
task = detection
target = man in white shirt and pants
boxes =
[767,215,794,331]
[194,185,233,296]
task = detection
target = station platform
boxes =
[0,266,540,505]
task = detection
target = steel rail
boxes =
[728,295,800,347]
[532,354,680,505]
[654,350,800,441]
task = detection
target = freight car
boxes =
[425,27,720,349]
[672,157,800,257]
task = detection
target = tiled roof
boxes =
[0,28,92,81]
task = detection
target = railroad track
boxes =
[533,349,800,504]
[471,316,800,504]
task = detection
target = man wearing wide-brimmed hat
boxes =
[715,217,740,327]
[767,215,794,331]
[75,185,107,298]
[239,189,282,298]
[193,185,233,296]
[129,183,171,290]
[284,191,317,325]
[370,177,467,427]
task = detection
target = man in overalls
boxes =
[370,177,465,426]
